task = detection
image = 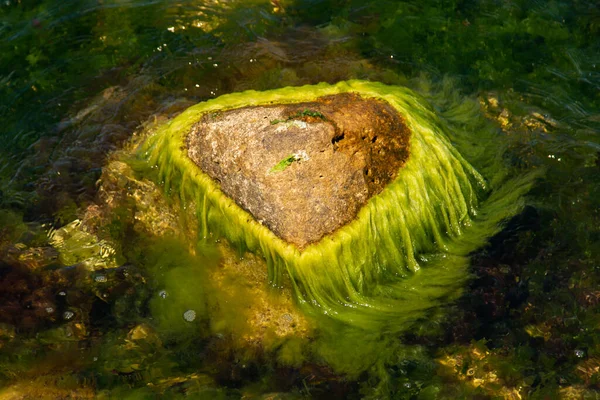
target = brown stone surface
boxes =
[187,93,410,248]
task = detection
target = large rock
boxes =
[187,93,410,248]
[141,81,525,331]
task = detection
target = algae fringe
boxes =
[136,80,540,332]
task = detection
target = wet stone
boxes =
[187,93,410,248]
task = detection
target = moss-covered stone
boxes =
[139,80,539,331]
[187,93,410,248]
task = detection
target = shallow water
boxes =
[0,0,599,398]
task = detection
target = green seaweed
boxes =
[295,109,325,119]
[142,238,217,339]
[269,154,300,173]
[270,109,326,125]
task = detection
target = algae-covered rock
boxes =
[140,80,538,331]
[188,93,410,247]
[49,219,118,270]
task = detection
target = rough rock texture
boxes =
[187,93,410,248]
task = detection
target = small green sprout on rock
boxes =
[269,151,309,173]
[208,111,222,120]
[295,109,325,119]
[270,109,326,125]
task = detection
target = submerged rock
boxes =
[188,93,410,247]
[141,80,538,331]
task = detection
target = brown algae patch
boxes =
[187,93,410,248]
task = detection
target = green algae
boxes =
[145,239,213,338]
[0,210,29,244]
[270,109,326,125]
[137,80,541,333]
[269,154,299,173]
